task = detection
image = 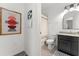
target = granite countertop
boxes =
[58,32,79,37]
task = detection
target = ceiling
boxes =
[42,3,70,16]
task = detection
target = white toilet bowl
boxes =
[46,39,55,50]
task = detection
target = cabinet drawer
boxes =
[58,38,71,53]
[58,35,73,41]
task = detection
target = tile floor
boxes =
[53,50,69,56]
[41,44,69,56]
[14,51,28,56]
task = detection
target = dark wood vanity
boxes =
[58,4,79,56]
[58,34,79,56]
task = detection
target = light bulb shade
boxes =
[74,3,78,8]
[65,5,70,10]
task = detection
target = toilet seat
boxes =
[46,39,54,45]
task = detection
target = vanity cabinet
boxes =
[58,35,79,56]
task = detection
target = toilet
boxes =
[46,35,56,50]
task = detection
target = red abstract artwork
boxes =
[6,16,18,31]
[0,7,21,35]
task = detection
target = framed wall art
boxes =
[0,7,22,35]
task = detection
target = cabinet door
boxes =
[71,37,78,56]
[58,35,71,54]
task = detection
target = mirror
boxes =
[63,10,79,30]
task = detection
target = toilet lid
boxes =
[46,39,54,44]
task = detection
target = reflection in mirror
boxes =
[63,17,73,29]
[63,10,79,30]
[67,20,73,29]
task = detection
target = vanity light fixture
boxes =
[64,3,79,10]
[74,3,78,8]
[64,5,70,10]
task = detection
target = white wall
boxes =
[24,3,41,56]
[42,3,70,36]
[0,3,27,56]
[47,4,79,36]
[0,3,41,56]
[48,9,63,35]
